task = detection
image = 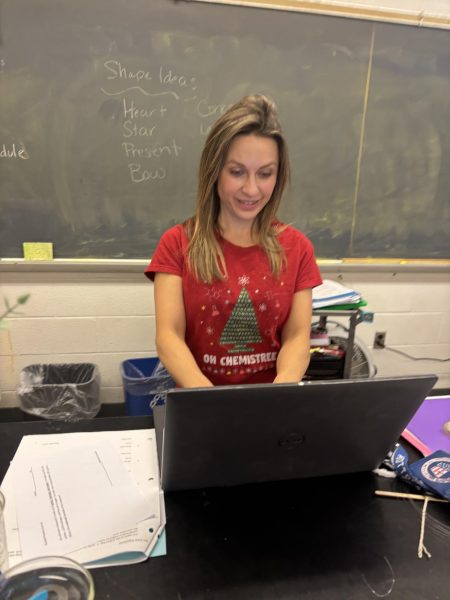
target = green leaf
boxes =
[17,294,31,305]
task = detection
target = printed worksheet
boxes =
[1,429,165,567]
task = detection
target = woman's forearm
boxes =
[274,289,313,384]
[273,337,311,383]
[156,331,213,388]
[154,272,212,388]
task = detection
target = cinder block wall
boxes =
[324,270,450,385]
[0,269,156,406]
[0,266,449,408]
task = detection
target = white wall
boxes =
[1,265,449,409]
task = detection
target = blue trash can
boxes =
[120,357,175,416]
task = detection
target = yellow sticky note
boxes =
[23,242,54,261]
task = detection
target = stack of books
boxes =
[312,279,365,310]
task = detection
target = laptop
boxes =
[153,374,437,491]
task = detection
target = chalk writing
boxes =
[200,122,212,136]
[196,99,229,118]
[123,122,157,138]
[122,140,182,159]
[101,59,228,182]
[128,164,167,182]
[159,66,197,92]
[104,60,153,82]
[123,98,167,120]
[197,98,231,135]
[101,86,179,99]
[1,143,29,159]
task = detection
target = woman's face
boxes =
[217,134,278,229]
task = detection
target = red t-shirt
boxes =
[146,224,322,385]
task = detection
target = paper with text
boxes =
[1,429,165,568]
[12,442,151,559]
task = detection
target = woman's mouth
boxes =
[237,198,259,207]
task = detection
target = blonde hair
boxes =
[186,94,290,282]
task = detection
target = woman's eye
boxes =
[259,171,274,179]
[230,169,243,177]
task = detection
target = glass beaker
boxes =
[0,490,8,573]
[0,555,95,599]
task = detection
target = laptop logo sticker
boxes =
[278,433,306,450]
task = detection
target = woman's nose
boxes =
[242,175,259,196]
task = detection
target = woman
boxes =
[145,94,322,387]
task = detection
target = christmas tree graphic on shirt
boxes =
[220,287,262,353]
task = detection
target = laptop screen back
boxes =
[154,375,437,491]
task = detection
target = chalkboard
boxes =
[1,0,449,259]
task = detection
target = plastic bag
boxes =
[121,358,175,415]
[122,360,174,401]
[17,363,101,422]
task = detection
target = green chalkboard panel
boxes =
[0,0,449,259]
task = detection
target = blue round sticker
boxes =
[420,458,450,484]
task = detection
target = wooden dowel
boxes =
[375,490,448,503]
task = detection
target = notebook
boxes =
[153,374,437,491]
[402,395,450,455]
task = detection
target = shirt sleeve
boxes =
[295,233,323,292]
[144,225,186,281]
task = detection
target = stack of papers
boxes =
[313,279,362,309]
[0,429,165,568]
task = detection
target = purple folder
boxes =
[402,396,450,456]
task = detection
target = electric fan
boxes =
[307,320,377,380]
